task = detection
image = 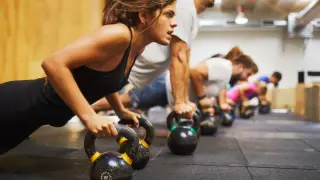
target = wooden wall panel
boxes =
[272,88,295,109]
[0,0,105,82]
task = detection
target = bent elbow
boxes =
[190,68,197,78]
[190,68,202,81]
[171,48,189,63]
[41,57,64,77]
[41,59,51,73]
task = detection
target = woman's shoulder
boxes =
[98,23,132,47]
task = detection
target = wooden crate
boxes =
[304,84,320,121]
[295,84,305,116]
[272,88,295,109]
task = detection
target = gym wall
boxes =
[303,36,320,84]
[190,30,320,88]
[0,0,105,83]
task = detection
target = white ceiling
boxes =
[213,0,316,14]
[200,0,319,21]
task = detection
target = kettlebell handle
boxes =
[212,103,222,115]
[166,111,200,132]
[118,117,155,146]
[84,125,140,164]
[223,111,234,120]
[175,108,201,124]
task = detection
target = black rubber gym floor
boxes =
[1,110,320,180]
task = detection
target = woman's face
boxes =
[144,2,177,45]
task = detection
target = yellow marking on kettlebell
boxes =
[121,153,133,165]
[90,152,101,163]
[119,137,149,148]
[118,137,127,144]
[140,140,150,149]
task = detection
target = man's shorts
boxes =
[128,73,168,110]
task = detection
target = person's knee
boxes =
[130,82,167,109]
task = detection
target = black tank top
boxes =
[28,25,136,126]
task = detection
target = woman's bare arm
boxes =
[105,93,126,115]
[239,85,249,103]
[41,24,131,125]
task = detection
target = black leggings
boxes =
[0,80,70,155]
[0,120,41,155]
[0,81,37,154]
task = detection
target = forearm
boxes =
[42,61,95,124]
[105,92,125,115]
[91,98,112,111]
[259,95,266,101]
[239,89,248,102]
[218,88,227,106]
[184,66,190,102]
[184,49,191,102]
[190,68,205,98]
[170,56,187,105]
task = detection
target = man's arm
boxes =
[169,7,195,118]
[190,62,208,98]
[170,36,189,105]
[189,62,216,115]
[184,49,191,103]
[218,88,227,106]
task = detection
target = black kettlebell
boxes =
[84,125,140,180]
[221,110,235,126]
[176,109,201,138]
[212,103,222,116]
[259,101,271,114]
[197,101,219,135]
[199,110,219,135]
[195,108,202,119]
[167,111,200,155]
[220,104,236,126]
[240,105,255,119]
[117,117,155,170]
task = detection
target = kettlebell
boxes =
[195,108,202,119]
[117,117,155,170]
[220,104,236,126]
[199,112,218,135]
[167,111,200,155]
[220,111,235,126]
[197,101,219,135]
[212,103,222,116]
[84,125,140,180]
[176,109,201,138]
[240,105,255,119]
[259,101,271,114]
